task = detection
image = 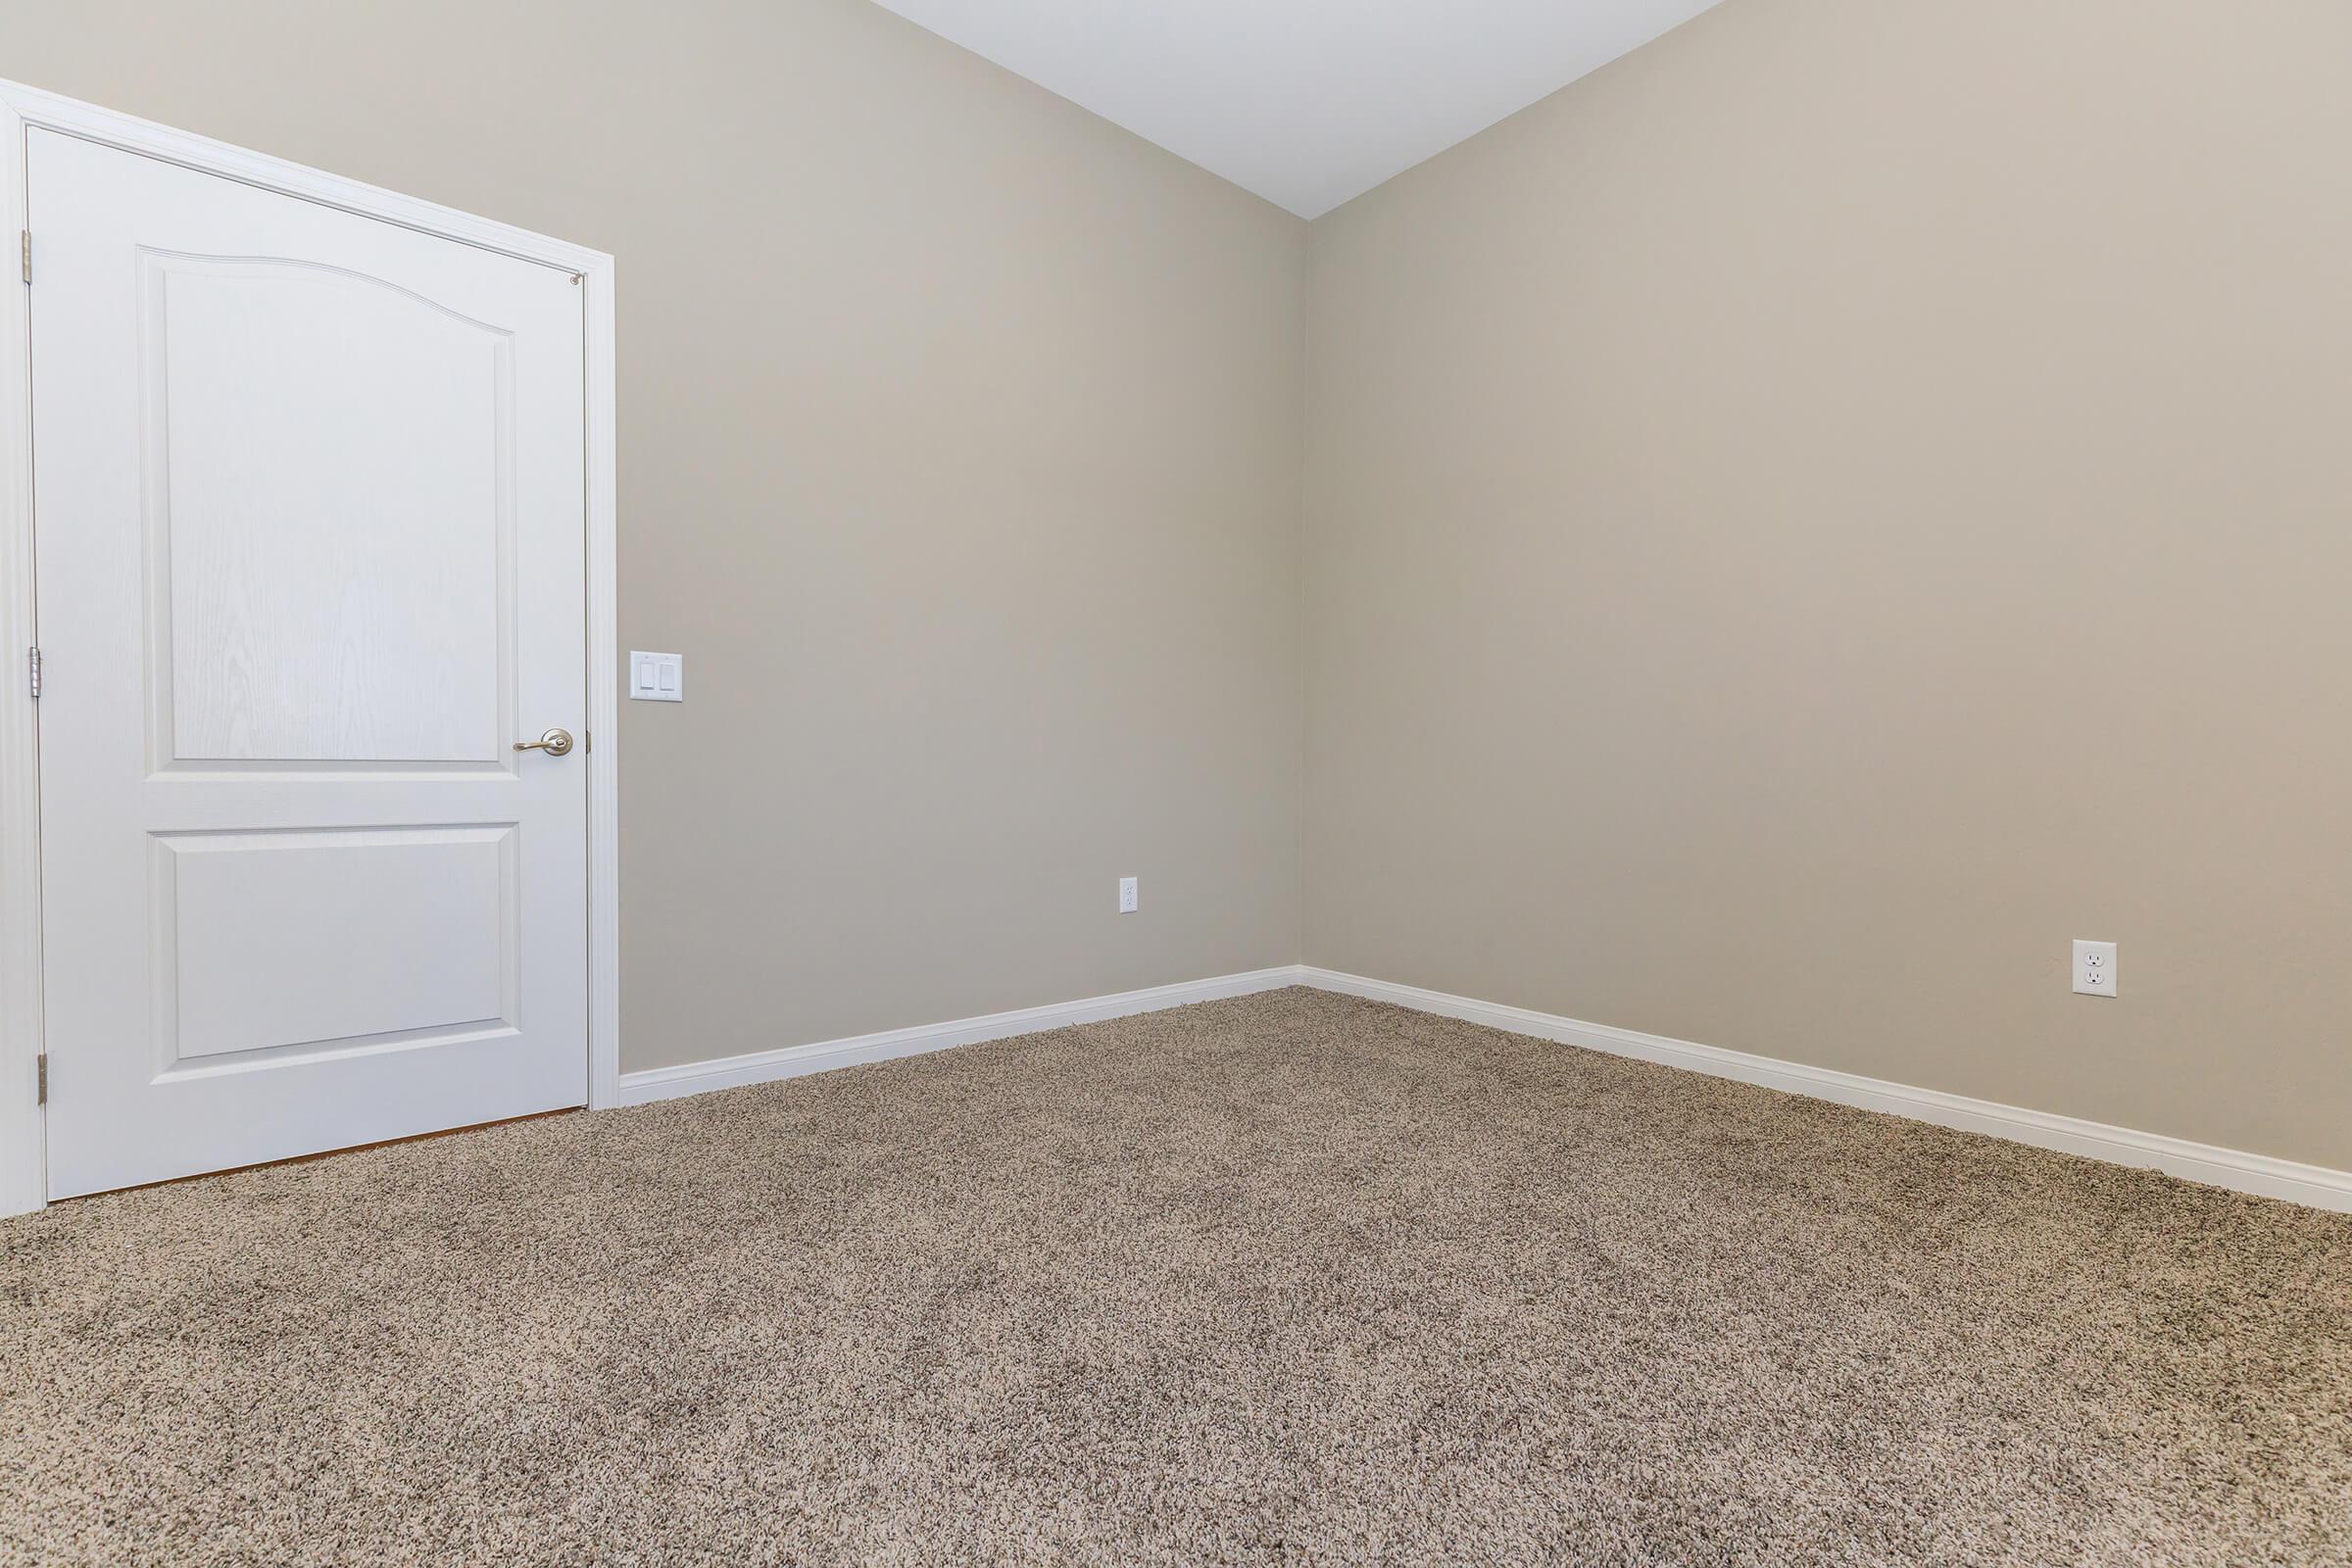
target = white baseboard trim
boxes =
[611,966,1303,1108]
[609,958,2352,1213]
[1299,966,2352,1214]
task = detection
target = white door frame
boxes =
[0,79,624,1217]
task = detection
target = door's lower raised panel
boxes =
[150,824,518,1069]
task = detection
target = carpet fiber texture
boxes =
[3,987,2349,1566]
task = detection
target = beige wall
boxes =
[1305,0,2352,1168]
[3,0,1307,1072]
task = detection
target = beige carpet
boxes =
[3,988,2348,1567]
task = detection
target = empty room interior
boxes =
[2,0,2349,1562]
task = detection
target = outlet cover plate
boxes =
[2073,939,2117,998]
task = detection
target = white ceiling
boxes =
[866,0,1726,219]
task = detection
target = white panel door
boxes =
[29,129,589,1198]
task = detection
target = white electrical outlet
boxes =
[2072,940,2117,998]
[1118,876,1138,914]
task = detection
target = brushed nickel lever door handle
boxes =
[514,727,574,757]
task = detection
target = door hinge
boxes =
[35,1054,45,1106]
[19,230,27,285]
[26,646,39,700]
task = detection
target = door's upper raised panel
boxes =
[145,250,514,763]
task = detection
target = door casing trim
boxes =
[0,78,624,1216]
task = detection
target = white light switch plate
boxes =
[2072,939,2117,998]
[629,651,683,702]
